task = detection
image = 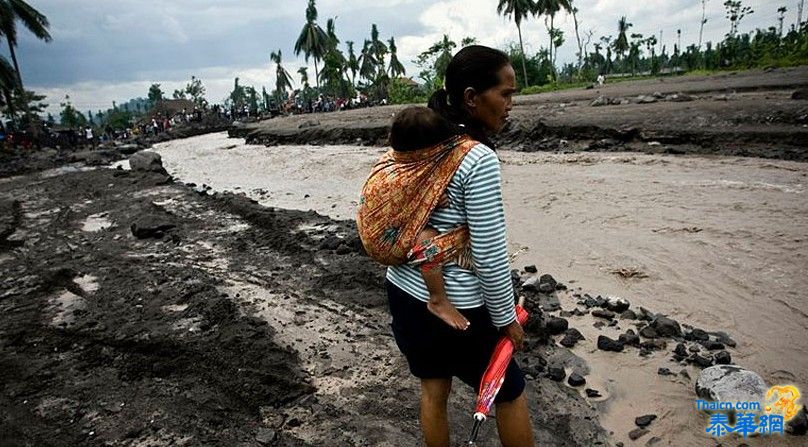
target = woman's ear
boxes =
[463,87,477,110]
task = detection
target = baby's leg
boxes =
[416,227,470,330]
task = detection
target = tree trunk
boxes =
[699,0,706,49]
[517,24,529,89]
[314,59,320,88]
[7,39,23,90]
[572,10,583,71]
[3,88,16,128]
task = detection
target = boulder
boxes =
[537,274,557,293]
[585,388,601,398]
[567,372,586,387]
[792,89,808,100]
[524,265,538,273]
[786,405,807,435]
[129,151,168,175]
[605,296,630,313]
[591,96,610,107]
[714,351,732,365]
[597,335,624,352]
[651,316,681,337]
[545,317,568,335]
[560,328,585,348]
[130,214,176,239]
[546,366,565,382]
[592,309,615,320]
[695,365,767,404]
[635,414,657,428]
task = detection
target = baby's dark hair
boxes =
[389,106,456,152]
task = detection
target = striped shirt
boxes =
[386,143,517,327]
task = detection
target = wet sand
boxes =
[155,132,808,445]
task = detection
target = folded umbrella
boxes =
[467,301,530,445]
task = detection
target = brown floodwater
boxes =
[154,132,807,446]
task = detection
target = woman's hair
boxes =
[427,45,511,147]
[389,106,455,152]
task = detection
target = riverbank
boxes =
[231,66,808,161]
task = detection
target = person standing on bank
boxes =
[385,45,534,446]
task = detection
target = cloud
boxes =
[24,0,800,115]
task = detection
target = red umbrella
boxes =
[467,301,530,444]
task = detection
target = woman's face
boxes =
[466,64,517,133]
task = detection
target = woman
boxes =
[385,45,534,446]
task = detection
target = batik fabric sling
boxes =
[357,134,477,272]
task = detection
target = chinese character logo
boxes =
[765,385,801,421]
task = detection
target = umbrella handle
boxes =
[467,413,486,445]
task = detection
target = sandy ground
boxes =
[153,132,808,446]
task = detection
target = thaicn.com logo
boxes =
[696,385,801,438]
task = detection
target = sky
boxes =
[10,0,802,116]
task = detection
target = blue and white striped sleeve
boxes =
[463,148,517,328]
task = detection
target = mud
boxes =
[231,66,808,160]
[0,164,609,445]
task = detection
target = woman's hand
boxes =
[502,320,524,351]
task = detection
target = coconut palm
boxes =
[368,24,388,73]
[0,0,51,91]
[614,16,632,63]
[533,0,572,74]
[497,0,535,88]
[346,40,359,87]
[358,39,378,82]
[294,0,328,87]
[387,37,405,78]
[432,35,456,81]
[270,49,293,101]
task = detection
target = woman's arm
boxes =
[463,148,517,328]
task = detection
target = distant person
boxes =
[597,74,605,86]
[84,126,95,148]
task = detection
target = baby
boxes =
[389,106,471,330]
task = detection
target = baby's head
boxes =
[389,106,455,152]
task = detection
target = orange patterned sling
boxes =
[357,134,477,271]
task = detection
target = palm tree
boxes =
[368,24,388,73]
[325,17,347,66]
[387,37,405,78]
[358,39,377,83]
[270,49,293,102]
[346,41,359,87]
[533,0,572,75]
[0,0,51,91]
[294,0,328,87]
[497,0,535,88]
[431,35,456,81]
[614,16,632,64]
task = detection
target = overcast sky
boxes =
[11,0,801,115]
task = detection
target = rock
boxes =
[619,331,641,347]
[674,343,688,357]
[255,428,277,445]
[585,388,601,398]
[679,369,691,381]
[635,414,657,428]
[628,428,648,440]
[605,296,630,313]
[639,326,658,339]
[591,96,610,106]
[700,340,725,351]
[546,366,565,382]
[714,351,732,365]
[130,215,176,239]
[640,339,666,351]
[650,316,681,338]
[637,95,658,104]
[657,367,674,376]
[538,274,557,293]
[129,151,168,175]
[597,335,624,352]
[636,307,655,321]
[792,89,808,100]
[709,331,737,348]
[620,309,637,320]
[666,92,694,102]
[786,405,807,435]
[117,143,140,155]
[567,372,586,387]
[688,345,700,353]
[0,199,21,242]
[695,365,767,405]
[592,309,615,320]
[546,317,568,335]
[320,235,342,250]
[521,276,540,292]
[690,354,714,368]
[524,265,537,273]
[684,328,709,342]
[560,328,585,348]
